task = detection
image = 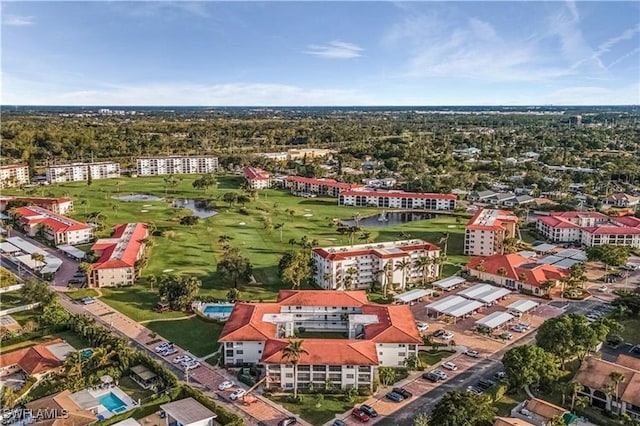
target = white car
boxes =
[598,286,608,292]
[464,350,480,358]
[162,348,178,356]
[416,322,429,332]
[218,381,235,391]
[442,361,457,371]
[230,389,246,401]
[441,331,454,340]
[185,362,201,370]
[173,355,189,364]
[155,342,172,352]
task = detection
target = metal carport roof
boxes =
[475,311,514,329]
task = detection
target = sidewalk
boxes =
[58,295,310,426]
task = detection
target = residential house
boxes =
[313,239,440,290]
[0,339,74,379]
[160,398,217,426]
[603,193,640,208]
[218,290,422,391]
[88,223,148,287]
[14,206,93,245]
[509,398,574,425]
[25,390,97,426]
[466,254,569,297]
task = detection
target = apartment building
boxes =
[284,176,364,197]
[88,223,148,287]
[536,212,640,248]
[46,162,120,183]
[0,164,29,188]
[14,206,93,245]
[0,196,74,215]
[136,156,218,176]
[338,190,457,210]
[603,192,640,208]
[313,239,440,291]
[218,290,422,391]
[243,166,272,189]
[287,148,335,160]
[464,209,519,256]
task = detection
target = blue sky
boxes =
[2,1,639,105]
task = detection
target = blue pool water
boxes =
[203,305,233,315]
[97,393,127,413]
[80,349,94,359]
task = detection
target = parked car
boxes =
[442,361,457,371]
[422,372,440,382]
[218,381,235,391]
[494,371,506,380]
[516,322,530,330]
[467,385,483,394]
[511,325,526,333]
[498,332,513,340]
[81,297,96,305]
[441,331,455,340]
[392,387,413,399]
[477,379,496,390]
[332,421,347,426]
[385,392,404,402]
[162,348,178,356]
[432,329,446,338]
[598,285,608,292]
[185,361,201,370]
[359,405,377,418]
[229,389,246,401]
[351,409,370,423]
[464,349,480,358]
[277,417,298,426]
[155,342,173,352]
[416,322,429,332]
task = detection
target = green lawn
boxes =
[119,376,154,402]
[620,318,640,345]
[270,395,367,426]
[67,288,100,301]
[494,389,528,416]
[0,290,25,309]
[55,330,91,349]
[145,317,223,357]
[418,350,455,366]
[5,175,469,320]
[441,263,461,277]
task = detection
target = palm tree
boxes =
[434,254,446,279]
[227,287,240,302]
[1,386,18,409]
[395,259,412,291]
[217,235,232,247]
[90,346,113,369]
[322,272,333,287]
[274,223,285,243]
[30,252,46,270]
[352,212,362,227]
[569,381,584,411]
[414,256,434,287]
[281,339,309,399]
[4,223,13,238]
[344,267,358,290]
[610,371,626,415]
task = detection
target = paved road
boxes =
[375,299,615,425]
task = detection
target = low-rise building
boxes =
[284,176,364,197]
[0,164,30,188]
[603,193,640,208]
[287,148,335,160]
[313,239,440,290]
[338,190,457,210]
[46,162,120,183]
[0,339,74,379]
[466,254,569,297]
[243,166,272,189]
[259,152,289,162]
[88,223,148,287]
[25,390,97,426]
[575,354,640,419]
[0,196,74,215]
[14,206,93,245]
[136,156,218,176]
[536,212,640,247]
[464,209,519,256]
[362,178,396,188]
[218,290,422,391]
[160,398,217,426]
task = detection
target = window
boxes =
[398,352,406,357]
[236,350,244,355]
[346,374,354,379]
[285,373,293,378]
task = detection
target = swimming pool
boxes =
[97,392,127,413]
[80,349,94,359]
[203,305,234,314]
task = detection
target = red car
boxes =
[351,409,370,423]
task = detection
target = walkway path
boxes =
[57,295,310,426]
[139,314,195,324]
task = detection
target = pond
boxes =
[112,194,164,202]
[340,211,437,227]
[173,199,218,218]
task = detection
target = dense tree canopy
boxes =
[586,245,630,268]
[502,345,560,390]
[216,247,253,288]
[429,391,496,426]
[157,275,202,310]
[278,250,314,290]
[535,314,606,365]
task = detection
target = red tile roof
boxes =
[361,305,422,343]
[466,208,518,231]
[313,240,439,261]
[243,166,270,180]
[0,164,28,170]
[0,339,64,375]
[554,211,609,220]
[613,216,640,228]
[339,190,456,200]
[2,196,72,205]
[277,290,370,307]
[537,216,580,229]
[15,206,91,232]
[285,175,364,190]
[261,339,379,366]
[467,254,569,287]
[218,303,281,342]
[91,223,148,269]
[581,226,640,235]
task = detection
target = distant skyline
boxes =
[2,1,639,106]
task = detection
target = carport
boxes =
[57,245,86,260]
[426,295,467,318]
[475,311,514,330]
[394,288,435,304]
[507,299,539,316]
[432,276,466,291]
[459,283,511,306]
[533,243,557,254]
[443,300,484,322]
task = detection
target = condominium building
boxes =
[14,206,93,245]
[338,190,457,210]
[287,148,335,160]
[88,223,148,287]
[464,209,519,256]
[136,156,218,176]
[243,166,272,189]
[218,290,422,391]
[45,162,120,183]
[536,212,640,248]
[0,196,74,215]
[0,164,29,188]
[313,239,440,290]
[284,176,364,197]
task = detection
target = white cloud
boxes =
[3,15,34,26]
[1,76,376,106]
[304,41,363,59]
